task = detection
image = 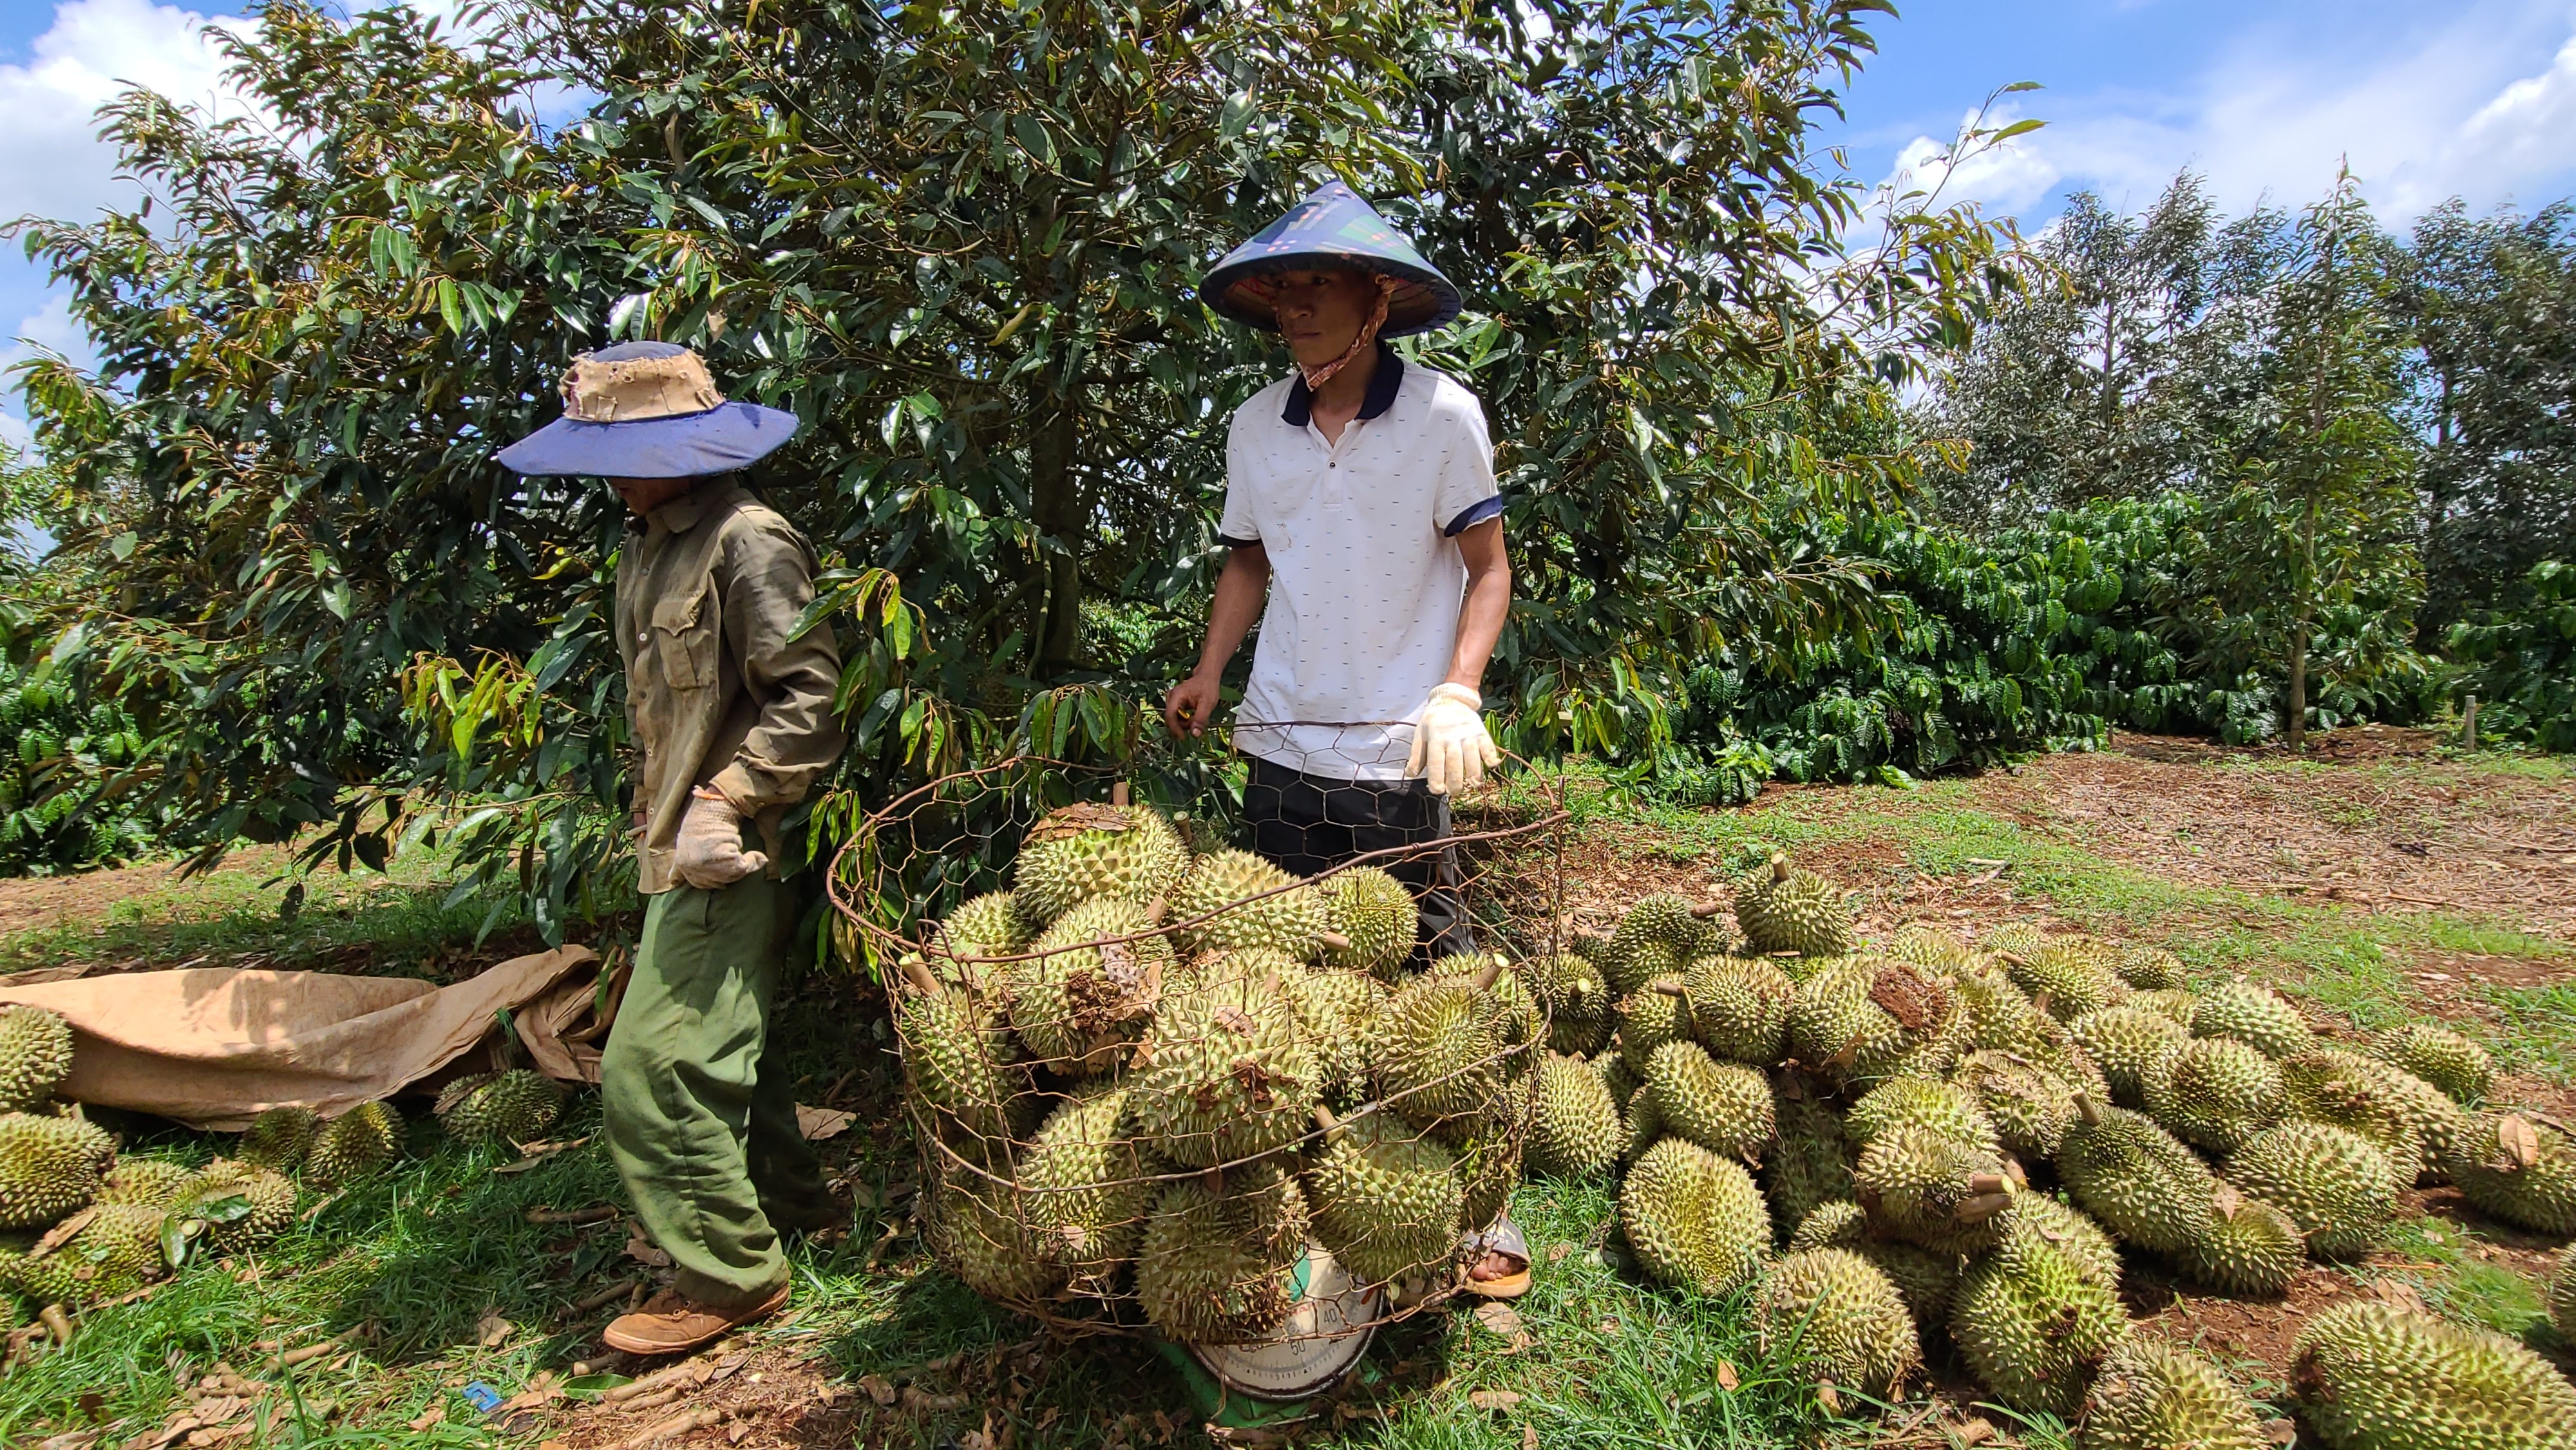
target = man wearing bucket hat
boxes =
[498,342,845,1353]
[1163,184,1528,1302]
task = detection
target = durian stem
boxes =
[1144,896,1169,926]
[1966,1172,2009,1196]
[1769,852,1790,883]
[1112,780,1131,807]
[1313,1104,1352,1144]
[897,959,941,997]
[1472,958,1504,993]
[2070,1089,2102,1126]
[1689,901,1726,920]
[1955,1192,2014,1223]
[37,1304,70,1347]
[1317,930,1353,952]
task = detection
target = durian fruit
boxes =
[2177,1185,2304,1297]
[1128,967,1318,1169]
[2070,1006,2190,1109]
[1681,956,1796,1065]
[1754,1248,1922,1398]
[97,1158,194,1208]
[1168,849,1326,959]
[1595,1050,1640,1110]
[435,1068,565,1145]
[2003,940,2128,1022]
[1949,1227,2131,1417]
[1854,1124,2015,1256]
[2058,1096,2220,1255]
[1621,1083,1664,1164]
[1010,896,1177,1073]
[1846,1077,1996,1153]
[1956,964,2066,1056]
[1619,1136,1771,1297]
[1522,952,1611,1056]
[2548,1243,2575,1340]
[1373,963,1514,1136]
[1786,957,1964,1082]
[1304,1106,1463,1286]
[2110,945,2188,993]
[1320,867,1418,977]
[2000,1192,2121,1291]
[237,1106,320,1174]
[1783,1199,1964,1329]
[1645,1041,1774,1163]
[305,1102,402,1188]
[1984,922,2046,958]
[2366,1024,2492,1106]
[2143,1036,2287,1154]
[2293,1300,2576,1450]
[1453,1127,1522,1232]
[1280,968,1380,1110]
[1883,925,1975,972]
[0,1111,114,1227]
[927,1153,1059,1303]
[59,1201,171,1297]
[0,1247,83,1310]
[1019,1088,1153,1295]
[2189,981,2312,1060]
[2128,989,2201,1026]
[1764,1079,1857,1236]
[2077,1338,2271,1450]
[1734,854,1854,958]
[0,1005,73,1113]
[1953,1050,2078,1161]
[1616,975,1697,1075]
[1014,804,1191,925]
[894,968,1021,1140]
[1603,894,1710,994]
[175,1159,298,1252]
[2281,1048,2454,1190]
[1137,1166,1312,1344]
[929,890,1029,984]
[2446,1113,2576,1236]
[2226,1122,2395,1258]
[1526,1055,1624,1179]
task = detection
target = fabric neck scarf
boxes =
[1298,275,1397,391]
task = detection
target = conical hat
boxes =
[1200,182,1462,337]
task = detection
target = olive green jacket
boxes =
[615,478,844,894]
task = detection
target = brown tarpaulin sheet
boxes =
[0,946,603,1131]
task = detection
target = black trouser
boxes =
[1242,756,1477,962]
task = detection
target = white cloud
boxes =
[0,0,250,230]
[1879,1,2576,225]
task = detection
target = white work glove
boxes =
[1405,683,1500,796]
[674,786,768,889]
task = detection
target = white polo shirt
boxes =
[1218,348,1502,781]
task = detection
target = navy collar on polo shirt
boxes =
[1280,343,1404,429]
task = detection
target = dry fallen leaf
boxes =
[1714,1361,1738,1392]
[795,1105,856,1141]
[858,1373,897,1406]
[1468,1390,1522,1411]
[408,1406,446,1433]
[1546,1243,1573,1263]
[477,1313,515,1349]
[1949,1416,1996,1449]
[1472,1301,1532,1353]
[1815,1380,1842,1415]
[1520,1427,1539,1450]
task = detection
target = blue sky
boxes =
[3,0,2574,449]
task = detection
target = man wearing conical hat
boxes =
[498,342,846,1353]
[1164,184,1527,1300]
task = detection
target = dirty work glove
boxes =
[1405,683,1500,796]
[674,786,768,889]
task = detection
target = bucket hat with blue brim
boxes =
[1200,182,1463,338]
[496,341,800,478]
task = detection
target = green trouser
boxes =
[602,867,832,1310]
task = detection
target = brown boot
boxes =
[602,1282,788,1356]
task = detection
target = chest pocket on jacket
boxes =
[651,589,719,691]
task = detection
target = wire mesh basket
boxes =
[825,724,1574,1341]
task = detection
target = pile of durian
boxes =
[892,801,1541,1342]
[0,997,562,1335]
[1515,852,2576,1448]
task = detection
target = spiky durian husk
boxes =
[2446,1113,2576,1236]
[2003,940,2126,1022]
[178,1158,298,1252]
[1128,968,1318,1169]
[1616,974,1695,1075]
[1853,1124,2012,1256]
[1643,1041,1773,1163]
[1786,957,1964,1082]
[2143,1036,2288,1154]
[1452,1126,1523,1231]
[1320,867,1418,977]
[237,1106,319,1174]
[1168,849,1325,959]
[1618,1137,1770,1297]
[1595,1050,1640,1109]
[896,979,1021,1138]
[1374,970,1512,1135]
[1982,922,2045,958]
[2070,1007,2190,1108]
[1734,858,1853,958]
[2280,1048,2452,1190]
[305,1102,401,1188]
[927,1156,1060,1303]
[0,1006,73,1115]
[2366,1024,2492,1106]
[1280,968,1381,1111]
[1013,805,1191,926]
[1135,1167,1310,1344]
[1882,925,1974,972]
[929,890,1030,985]
[2548,1243,2576,1341]
[0,1111,113,1227]
[1845,1077,1996,1153]
[2227,1122,2395,1259]
[2177,1188,2304,1297]
[1755,1248,1922,1398]
[1955,964,2065,1056]
[97,1158,194,1209]
[1781,1198,1963,1329]
[1680,955,1795,1065]
[1305,1111,1462,1286]
[1526,1055,1624,1179]
[437,1069,564,1145]
[2109,945,2188,992]
[1522,952,1611,1056]
[1998,1192,2121,1290]
[2127,989,2200,1026]
[1019,1088,1153,1296]
[0,1247,84,1309]
[1950,1231,2131,1418]
[62,1202,170,1298]
[1952,1050,2078,1160]
[2078,1339,2271,1450]
[1763,1084,1855,1236]
[2293,1301,2576,1450]
[2058,1104,2220,1255]
[2189,981,2313,1059]
[1603,895,1707,995]
[1009,896,1176,1073]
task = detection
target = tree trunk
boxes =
[2288,495,2316,751]
[1030,384,1084,673]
